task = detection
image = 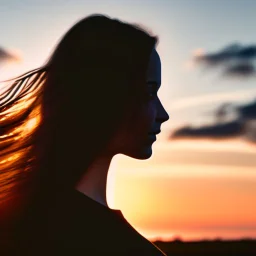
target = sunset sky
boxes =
[0,0,255,241]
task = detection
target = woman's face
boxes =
[108,48,169,159]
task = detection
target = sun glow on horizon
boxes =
[107,139,256,240]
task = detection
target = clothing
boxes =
[11,189,167,255]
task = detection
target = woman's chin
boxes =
[125,146,153,160]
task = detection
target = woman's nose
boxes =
[157,101,169,123]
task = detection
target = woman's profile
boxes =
[0,14,169,255]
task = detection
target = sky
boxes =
[0,0,255,241]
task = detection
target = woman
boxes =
[0,14,169,255]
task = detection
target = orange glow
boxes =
[108,139,256,241]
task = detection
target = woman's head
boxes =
[49,13,169,161]
[35,14,165,188]
[0,14,167,221]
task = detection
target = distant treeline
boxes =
[153,239,256,256]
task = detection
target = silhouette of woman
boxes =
[0,14,169,255]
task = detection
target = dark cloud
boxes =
[239,100,256,119]
[237,45,256,60]
[170,99,256,142]
[0,47,20,64]
[193,43,256,78]
[170,121,242,140]
[223,62,256,78]
[194,43,256,65]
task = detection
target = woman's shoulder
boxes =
[49,189,167,255]
[5,189,166,255]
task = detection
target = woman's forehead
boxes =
[146,49,161,86]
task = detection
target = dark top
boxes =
[10,189,167,255]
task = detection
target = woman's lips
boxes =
[148,130,161,135]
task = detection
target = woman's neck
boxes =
[75,155,113,208]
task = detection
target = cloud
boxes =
[194,43,256,65]
[0,47,22,65]
[192,43,256,78]
[170,99,256,143]
[170,121,242,140]
[223,62,256,78]
[239,100,256,119]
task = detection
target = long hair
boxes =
[0,13,158,250]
